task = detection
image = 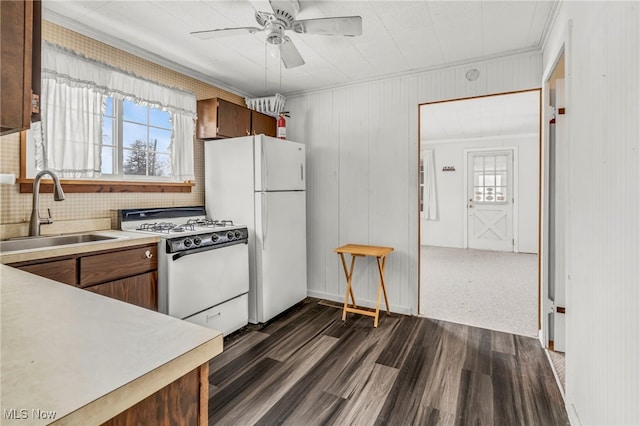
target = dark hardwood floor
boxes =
[208,298,568,425]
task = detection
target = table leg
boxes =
[373,256,391,328]
[378,256,391,314]
[340,253,358,321]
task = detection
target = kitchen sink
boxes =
[0,234,119,252]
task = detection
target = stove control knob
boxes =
[234,230,242,239]
[183,238,193,248]
[211,234,219,243]
[227,231,235,240]
[193,236,202,246]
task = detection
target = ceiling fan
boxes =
[190,0,363,69]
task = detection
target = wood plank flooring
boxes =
[208,298,568,425]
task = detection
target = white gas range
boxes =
[119,206,249,336]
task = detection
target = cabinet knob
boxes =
[145,250,153,259]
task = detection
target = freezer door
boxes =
[255,135,305,191]
[254,190,307,323]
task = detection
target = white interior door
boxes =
[466,150,514,252]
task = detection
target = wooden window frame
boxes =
[18,131,194,193]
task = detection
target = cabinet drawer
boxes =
[15,258,76,286]
[183,293,248,337]
[79,245,157,287]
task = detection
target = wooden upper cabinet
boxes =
[1,0,41,136]
[196,98,277,139]
[197,98,251,139]
[251,110,277,138]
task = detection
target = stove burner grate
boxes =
[185,218,234,228]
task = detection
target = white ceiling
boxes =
[420,90,540,142]
[42,1,557,98]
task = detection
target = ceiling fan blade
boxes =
[191,27,264,40]
[292,16,362,36]
[280,37,305,69]
[247,0,274,14]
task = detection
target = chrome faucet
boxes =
[29,170,65,237]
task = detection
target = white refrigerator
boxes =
[204,134,307,324]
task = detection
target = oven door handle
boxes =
[170,241,246,261]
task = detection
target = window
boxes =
[472,153,509,203]
[420,150,437,220]
[25,41,196,191]
[102,98,172,179]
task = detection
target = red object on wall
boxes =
[277,113,287,139]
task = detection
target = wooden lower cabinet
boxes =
[10,243,158,311]
[79,244,157,288]
[85,271,158,311]
[101,363,209,426]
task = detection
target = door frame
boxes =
[540,33,570,349]
[462,146,519,253]
[417,89,542,322]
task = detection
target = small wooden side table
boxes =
[334,244,394,327]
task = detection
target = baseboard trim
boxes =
[307,290,412,315]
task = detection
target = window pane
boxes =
[149,127,171,153]
[123,148,148,175]
[123,122,148,149]
[104,97,114,116]
[149,108,171,129]
[149,153,170,177]
[474,172,484,186]
[496,154,508,171]
[485,174,495,186]
[102,117,114,146]
[485,156,496,171]
[123,100,148,124]
[101,147,115,174]
[474,157,484,171]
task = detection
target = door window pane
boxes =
[471,153,509,204]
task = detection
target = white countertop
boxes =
[0,265,223,425]
[0,230,160,264]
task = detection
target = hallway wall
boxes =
[542,2,640,424]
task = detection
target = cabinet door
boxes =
[79,244,157,287]
[14,258,77,286]
[251,110,276,137]
[101,364,206,425]
[196,98,219,139]
[0,0,40,135]
[85,271,158,311]
[217,98,251,138]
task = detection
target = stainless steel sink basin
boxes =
[0,234,119,252]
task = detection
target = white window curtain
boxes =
[35,41,196,180]
[422,149,438,220]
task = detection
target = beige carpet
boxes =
[419,245,538,337]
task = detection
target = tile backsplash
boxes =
[0,21,244,234]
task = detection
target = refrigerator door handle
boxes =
[261,192,267,249]
[261,141,267,191]
[300,164,303,181]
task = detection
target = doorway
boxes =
[418,90,541,337]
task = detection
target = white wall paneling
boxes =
[542,2,640,424]
[287,51,542,315]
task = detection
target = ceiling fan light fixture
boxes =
[266,24,285,45]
